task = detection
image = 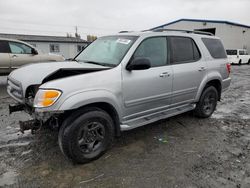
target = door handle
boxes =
[198,67,206,71]
[159,72,170,77]
[11,55,17,58]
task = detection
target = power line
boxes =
[0,18,121,31]
[0,25,116,37]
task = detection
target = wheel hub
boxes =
[78,122,105,153]
[203,93,216,114]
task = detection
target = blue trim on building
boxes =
[151,18,250,30]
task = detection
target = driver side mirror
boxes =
[31,48,38,55]
[126,57,151,71]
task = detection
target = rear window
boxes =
[226,50,237,55]
[202,38,227,59]
[170,37,201,64]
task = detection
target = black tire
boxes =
[194,86,218,118]
[248,59,250,65]
[239,60,242,65]
[58,107,114,164]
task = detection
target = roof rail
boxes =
[152,29,214,36]
[119,31,133,33]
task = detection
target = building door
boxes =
[195,28,216,35]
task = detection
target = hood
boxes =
[8,61,109,92]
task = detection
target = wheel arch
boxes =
[204,80,222,100]
[62,102,121,137]
[196,78,222,102]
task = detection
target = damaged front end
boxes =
[7,62,110,134]
[8,83,63,134]
[9,102,63,134]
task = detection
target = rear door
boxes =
[169,36,206,106]
[8,41,41,69]
[242,50,249,64]
[0,40,11,74]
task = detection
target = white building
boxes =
[0,33,89,59]
[151,19,250,53]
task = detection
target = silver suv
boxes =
[7,30,231,163]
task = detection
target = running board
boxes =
[120,104,195,131]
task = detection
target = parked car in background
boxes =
[0,37,65,75]
[226,49,250,65]
[7,30,231,163]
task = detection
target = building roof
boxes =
[151,18,250,30]
[0,33,88,43]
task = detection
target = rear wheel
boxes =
[58,107,114,164]
[239,59,242,65]
[194,86,218,118]
[248,59,250,65]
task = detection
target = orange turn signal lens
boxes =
[34,89,62,108]
[44,90,60,98]
[41,98,55,107]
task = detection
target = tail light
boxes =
[226,63,231,74]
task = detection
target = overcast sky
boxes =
[0,0,249,39]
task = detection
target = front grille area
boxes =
[7,76,24,102]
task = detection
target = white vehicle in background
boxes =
[226,49,250,65]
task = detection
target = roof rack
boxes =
[152,29,214,36]
[118,31,133,33]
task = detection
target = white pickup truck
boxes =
[226,49,250,65]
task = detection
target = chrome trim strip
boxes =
[124,87,197,107]
[125,92,172,107]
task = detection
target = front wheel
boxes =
[58,107,114,164]
[194,86,218,118]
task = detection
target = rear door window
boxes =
[169,37,201,64]
[0,40,10,53]
[202,38,227,59]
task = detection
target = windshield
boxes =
[75,35,137,67]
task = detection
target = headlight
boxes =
[33,89,62,108]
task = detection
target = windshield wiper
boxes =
[83,61,116,67]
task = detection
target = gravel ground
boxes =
[0,65,250,188]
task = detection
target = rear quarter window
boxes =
[239,51,245,55]
[202,38,227,59]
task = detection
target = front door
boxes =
[8,41,41,69]
[122,37,173,121]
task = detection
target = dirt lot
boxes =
[0,65,250,188]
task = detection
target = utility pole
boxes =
[75,26,80,38]
[75,26,78,35]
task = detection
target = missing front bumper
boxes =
[9,104,25,114]
[19,120,41,134]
